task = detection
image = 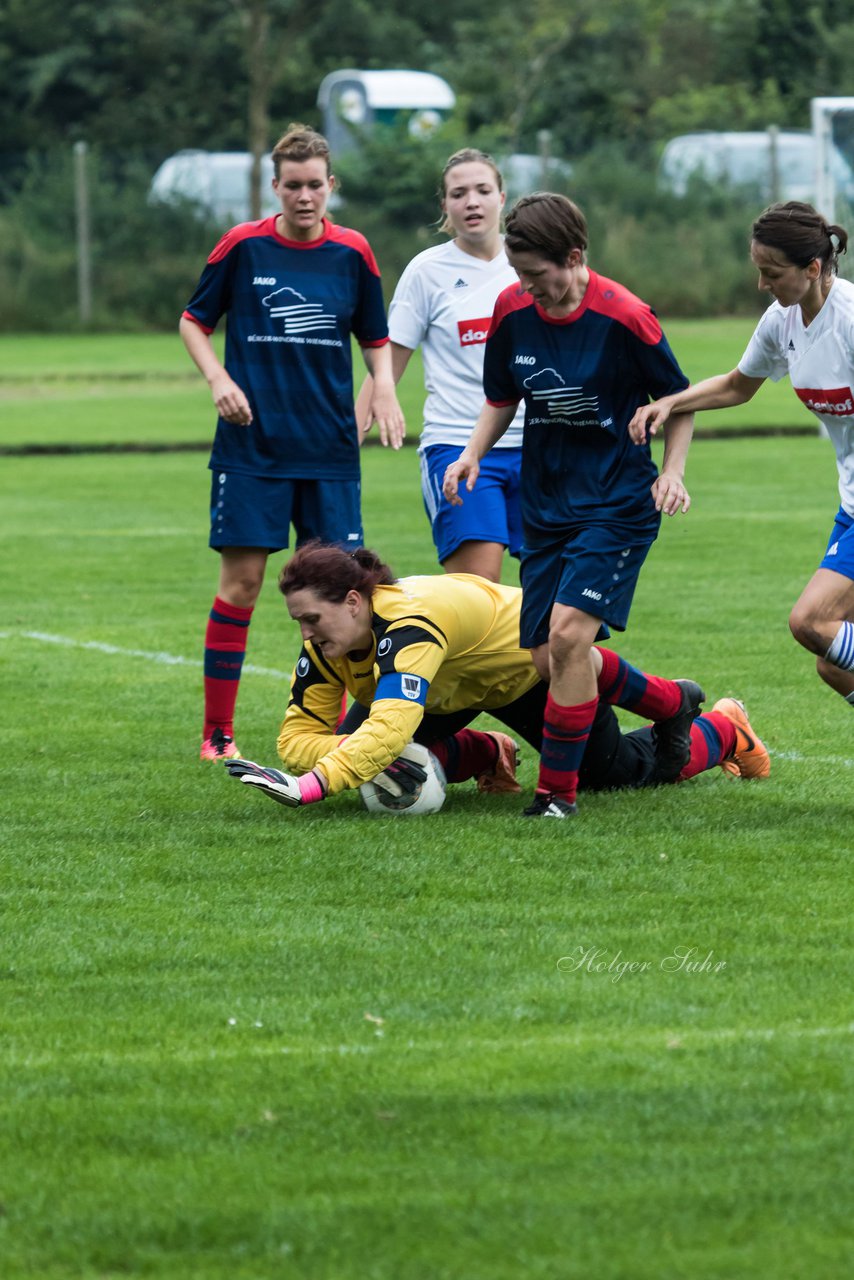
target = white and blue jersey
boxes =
[183,216,389,480]
[739,275,854,518]
[483,270,689,542]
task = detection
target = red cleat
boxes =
[200,727,242,762]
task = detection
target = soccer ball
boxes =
[359,742,447,816]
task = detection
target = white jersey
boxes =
[739,276,854,516]
[388,239,525,449]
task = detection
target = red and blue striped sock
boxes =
[203,595,254,739]
[536,694,598,804]
[678,712,737,780]
[596,646,682,721]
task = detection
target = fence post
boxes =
[74,141,93,325]
[537,129,552,185]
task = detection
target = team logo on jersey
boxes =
[296,656,310,676]
[523,368,601,427]
[262,285,337,335]
[457,317,492,346]
[401,674,423,700]
[795,385,854,416]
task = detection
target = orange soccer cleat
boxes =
[713,698,771,779]
[477,732,522,794]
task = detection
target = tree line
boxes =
[4,0,854,170]
[2,0,854,329]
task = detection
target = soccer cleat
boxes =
[651,679,705,783]
[713,698,771,779]
[477,732,522,794]
[200,727,241,761]
[522,791,578,818]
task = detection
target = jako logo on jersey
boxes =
[253,276,276,285]
[796,385,854,416]
[457,318,492,346]
[582,587,603,601]
[402,675,422,700]
[515,355,536,366]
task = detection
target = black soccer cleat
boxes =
[651,678,705,783]
[522,792,578,818]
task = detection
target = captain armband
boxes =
[374,672,429,706]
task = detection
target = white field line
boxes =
[0,628,290,680]
[3,629,854,766]
[8,1021,854,1072]
[773,749,854,766]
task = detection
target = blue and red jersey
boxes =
[183,216,389,480]
[483,270,689,540]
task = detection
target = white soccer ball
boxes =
[359,742,447,816]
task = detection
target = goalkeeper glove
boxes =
[371,745,429,798]
[224,759,326,807]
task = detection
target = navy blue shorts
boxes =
[209,470,362,552]
[419,443,523,564]
[819,505,854,582]
[519,524,658,649]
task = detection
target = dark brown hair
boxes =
[751,201,848,274]
[504,192,588,265]
[278,542,395,602]
[271,123,332,179]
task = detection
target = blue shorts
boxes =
[209,470,362,552]
[419,443,523,564]
[819,506,854,581]
[519,526,657,649]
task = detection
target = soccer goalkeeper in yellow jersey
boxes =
[224,542,769,816]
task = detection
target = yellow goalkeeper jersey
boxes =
[277,573,539,794]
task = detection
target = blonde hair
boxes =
[271,123,332,179]
[438,148,503,236]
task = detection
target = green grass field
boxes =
[2,341,852,1278]
[0,323,815,453]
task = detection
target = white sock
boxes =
[825,621,854,672]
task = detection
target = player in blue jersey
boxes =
[443,193,696,817]
[180,122,404,761]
